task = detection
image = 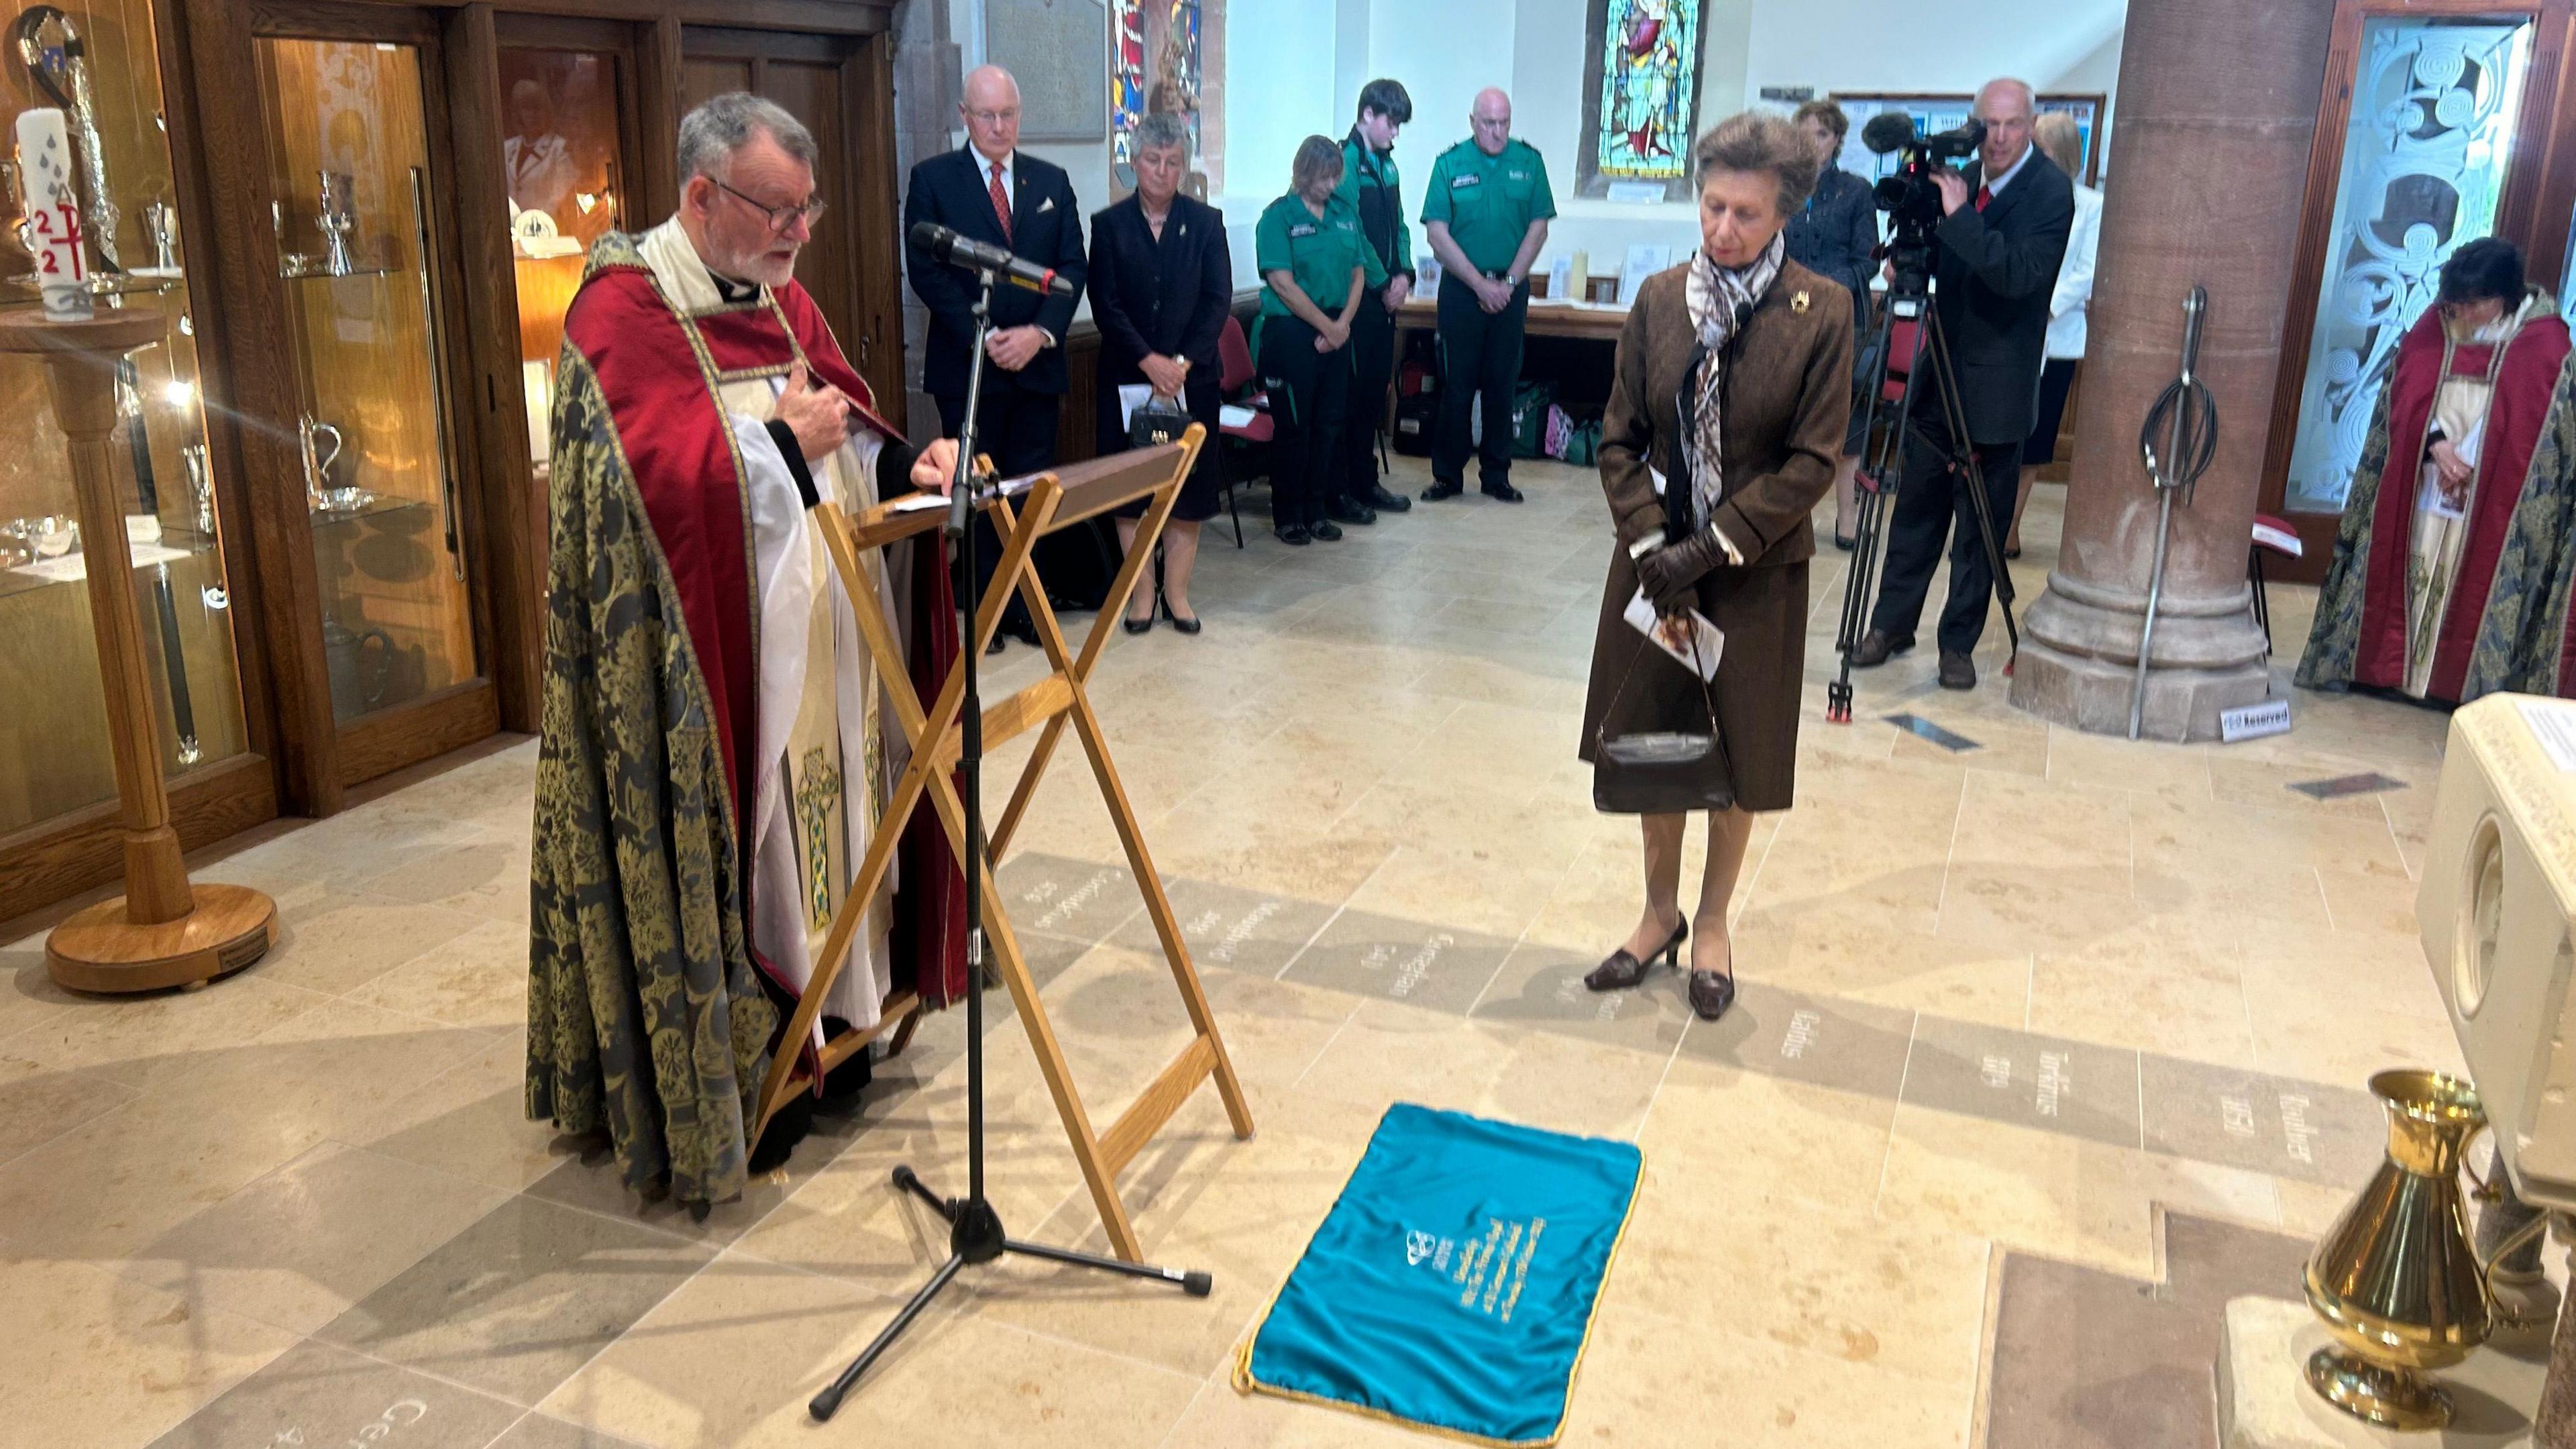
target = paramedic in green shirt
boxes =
[1256,134,1386,545]
[1419,86,1554,503]
[1336,77,1417,517]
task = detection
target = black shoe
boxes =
[985,635,1008,655]
[1166,610,1203,635]
[1421,478,1464,502]
[1849,629,1913,667]
[1309,519,1344,542]
[1122,614,1154,635]
[1585,919,1686,992]
[1938,651,1976,690]
[1833,531,1857,552]
[2003,543,2023,560]
[1325,498,1377,526]
[1002,616,1041,648]
[1481,480,1525,503]
[1366,484,1413,513]
[1687,970,1737,1022]
[1275,523,1312,546]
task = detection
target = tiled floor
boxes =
[0,455,2465,1447]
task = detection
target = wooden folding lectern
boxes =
[753,426,1252,1260]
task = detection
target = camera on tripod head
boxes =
[1860,111,1986,290]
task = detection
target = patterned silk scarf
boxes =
[1682,231,1784,525]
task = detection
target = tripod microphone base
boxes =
[806,1167,1213,1421]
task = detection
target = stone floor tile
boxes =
[121,1140,513,1335]
[145,1336,523,1449]
[346,918,535,1029]
[539,1248,1200,1449]
[0,1050,138,1168]
[315,1194,716,1407]
[247,893,487,996]
[2,1250,297,1449]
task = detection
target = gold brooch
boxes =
[1791,290,1812,314]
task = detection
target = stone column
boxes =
[2007,0,2336,740]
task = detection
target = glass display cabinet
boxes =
[254,35,480,730]
[0,0,251,841]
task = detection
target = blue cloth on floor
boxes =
[1234,1103,1642,1446]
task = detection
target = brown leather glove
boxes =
[1635,527,1729,614]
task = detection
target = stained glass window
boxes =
[1110,0,1205,195]
[1576,0,1705,201]
[2283,16,2534,514]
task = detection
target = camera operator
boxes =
[1850,77,2073,691]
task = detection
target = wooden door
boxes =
[680,26,906,429]
[2258,0,2576,580]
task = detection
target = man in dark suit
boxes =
[904,64,1087,649]
[1854,77,2074,690]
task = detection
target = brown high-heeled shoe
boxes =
[1586,919,1686,992]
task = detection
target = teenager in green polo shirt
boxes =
[1256,135,1385,545]
[1336,77,1418,517]
[1419,86,1554,504]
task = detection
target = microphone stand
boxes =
[808,268,1211,1424]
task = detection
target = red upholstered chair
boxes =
[1212,314,1268,546]
[2249,513,2303,655]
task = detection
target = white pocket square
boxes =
[1036,197,1055,213]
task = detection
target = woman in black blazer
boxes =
[1090,110,1232,633]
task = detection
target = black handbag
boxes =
[1129,390,1192,449]
[1592,615,1735,815]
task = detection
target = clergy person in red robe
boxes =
[2301,239,2576,706]
[527,93,966,1213]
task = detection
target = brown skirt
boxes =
[1578,545,1809,814]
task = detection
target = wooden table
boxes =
[1391,294,1632,347]
[1386,297,1631,437]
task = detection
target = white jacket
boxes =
[2045,184,2104,360]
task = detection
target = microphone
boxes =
[1860,111,1920,156]
[909,221,1075,297]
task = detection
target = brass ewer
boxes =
[2303,1068,2536,1430]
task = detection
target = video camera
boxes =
[1860,111,1986,289]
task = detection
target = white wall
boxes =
[1216,0,2131,287]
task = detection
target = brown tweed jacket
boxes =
[1599,258,1855,566]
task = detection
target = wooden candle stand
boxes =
[1,311,276,991]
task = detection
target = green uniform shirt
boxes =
[1336,131,1413,276]
[1419,138,1555,276]
[1255,192,1385,320]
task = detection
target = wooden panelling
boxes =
[336,682,504,786]
[0,755,277,925]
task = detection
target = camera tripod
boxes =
[806,268,1210,1422]
[1825,259,2023,723]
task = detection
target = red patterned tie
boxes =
[987,160,1013,242]
[1974,185,1992,212]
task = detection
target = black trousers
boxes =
[1868,404,2021,655]
[1340,290,1395,499]
[934,374,1061,625]
[1258,315,1350,529]
[1432,272,1528,488]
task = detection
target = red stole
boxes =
[2352,307,2573,699]
[561,268,896,843]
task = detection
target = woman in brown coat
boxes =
[1578,112,1853,1022]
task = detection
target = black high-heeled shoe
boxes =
[1123,614,1155,635]
[1585,918,1686,992]
[1688,969,1736,1022]
[1163,598,1203,635]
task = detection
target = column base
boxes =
[2008,571,2273,743]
